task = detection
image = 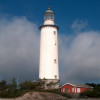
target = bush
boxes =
[80,88,100,98]
[0,90,30,98]
[38,89,71,98]
[80,90,92,97]
[20,81,36,90]
[80,83,100,98]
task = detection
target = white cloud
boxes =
[71,19,88,33]
[0,17,40,82]
[59,31,100,84]
[0,17,100,84]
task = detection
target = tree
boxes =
[20,81,36,90]
[12,78,17,90]
[80,83,100,98]
[7,78,17,92]
[46,81,59,90]
[37,79,46,89]
[0,80,7,91]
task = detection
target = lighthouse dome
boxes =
[44,8,54,21]
[45,8,54,13]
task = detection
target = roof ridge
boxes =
[60,83,93,88]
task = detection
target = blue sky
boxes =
[0,0,100,34]
[0,0,100,84]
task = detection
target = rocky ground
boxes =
[0,92,100,100]
[0,92,67,100]
[67,98,100,100]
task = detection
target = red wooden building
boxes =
[61,83,93,94]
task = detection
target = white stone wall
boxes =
[44,20,54,25]
[39,23,59,80]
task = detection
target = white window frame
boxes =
[63,88,65,93]
[77,88,80,93]
[72,88,74,92]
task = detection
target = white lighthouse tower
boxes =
[39,8,59,89]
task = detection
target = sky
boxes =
[0,0,100,84]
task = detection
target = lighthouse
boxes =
[39,8,59,89]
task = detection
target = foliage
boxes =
[0,80,7,91]
[0,90,30,98]
[0,78,45,98]
[37,79,46,88]
[20,81,36,90]
[1,79,100,98]
[38,89,71,98]
[8,78,17,92]
[46,81,59,90]
[86,83,100,87]
[80,83,100,98]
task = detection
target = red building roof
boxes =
[61,83,93,88]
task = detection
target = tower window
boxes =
[55,75,57,79]
[54,31,56,35]
[54,40,56,45]
[54,59,57,64]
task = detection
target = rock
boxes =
[4,92,67,100]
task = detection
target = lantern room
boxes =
[44,8,55,25]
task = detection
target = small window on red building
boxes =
[77,88,80,93]
[63,88,65,93]
[72,88,74,92]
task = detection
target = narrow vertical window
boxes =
[54,59,57,64]
[77,88,80,93]
[55,75,57,79]
[72,88,74,92]
[55,40,56,45]
[63,88,65,93]
[54,31,56,35]
[51,15,52,19]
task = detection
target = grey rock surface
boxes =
[0,92,67,100]
[0,92,100,100]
